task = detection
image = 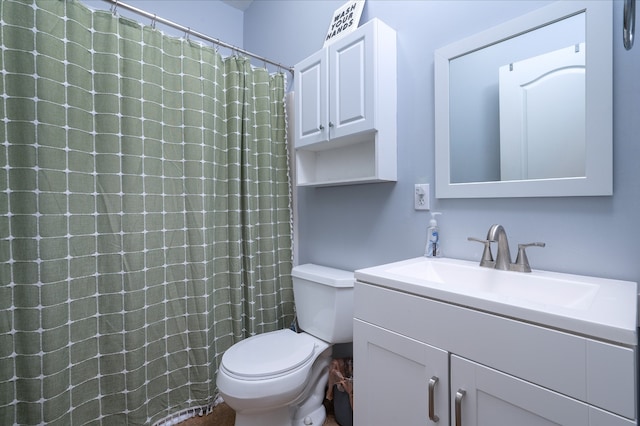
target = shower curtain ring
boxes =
[111,0,119,15]
[151,14,157,29]
[185,28,191,40]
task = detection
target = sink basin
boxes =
[356,257,637,345]
[385,259,599,310]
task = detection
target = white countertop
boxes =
[355,257,638,346]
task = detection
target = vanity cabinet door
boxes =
[450,355,634,426]
[353,319,449,426]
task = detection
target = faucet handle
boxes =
[513,242,546,273]
[468,237,495,268]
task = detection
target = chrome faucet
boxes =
[468,224,545,273]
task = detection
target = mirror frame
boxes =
[435,0,612,198]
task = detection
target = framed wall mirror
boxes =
[435,1,612,198]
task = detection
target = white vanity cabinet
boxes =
[353,281,637,426]
[293,18,396,186]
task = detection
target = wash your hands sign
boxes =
[323,0,366,47]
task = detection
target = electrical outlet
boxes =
[414,184,430,210]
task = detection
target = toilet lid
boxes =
[222,330,317,379]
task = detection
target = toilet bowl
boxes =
[216,264,354,426]
[217,329,332,425]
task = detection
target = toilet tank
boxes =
[291,264,354,344]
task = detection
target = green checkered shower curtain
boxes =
[0,1,294,424]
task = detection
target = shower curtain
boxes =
[0,1,294,424]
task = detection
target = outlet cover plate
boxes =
[415,184,430,210]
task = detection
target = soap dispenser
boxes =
[425,212,442,258]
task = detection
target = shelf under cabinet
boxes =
[295,134,395,187]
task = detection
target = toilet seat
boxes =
[221,329,319,380]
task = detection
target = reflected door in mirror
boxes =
[499,43,586,181]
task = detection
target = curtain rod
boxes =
[102,0,294,75]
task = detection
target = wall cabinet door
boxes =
[450,355,634,426]
[295,48,328,147]
[327,23,374,141]
[353,319,449,426]
[294,21,375,148]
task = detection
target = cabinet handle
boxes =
[624,0,635,50]
[428,376,439,422]
[329,121,334,127]
[319,124,324,130]
[455,389,466,426]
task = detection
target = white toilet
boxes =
[216,264,354,426]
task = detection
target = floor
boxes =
[177,401,341,426]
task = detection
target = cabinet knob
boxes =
[319,124,324,131]
[329,121,334,127]
[428,376,440,422]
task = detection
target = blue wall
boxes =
[243,0,640,284]
[84,1,640,284]
[82,0,244,49]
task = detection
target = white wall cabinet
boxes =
[353,282,637,426]
[293,18,396,186]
